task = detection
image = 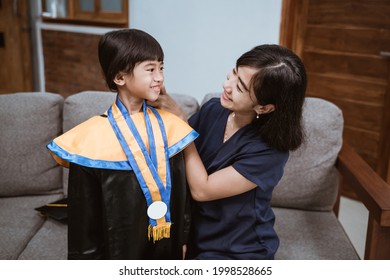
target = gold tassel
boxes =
[148,223,171,243]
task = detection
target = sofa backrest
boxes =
[63,91,116,132]
[271,97,343,211]
[0,92,64,196]
[63,90,200,132]
[200,93,344,212]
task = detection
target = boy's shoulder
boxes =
[48,115,128,168]
[154,108,199,146]
[48,111,198,169]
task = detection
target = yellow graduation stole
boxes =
[107,98,173,242]
[47,97,199,241]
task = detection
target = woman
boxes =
[152,44,307,259]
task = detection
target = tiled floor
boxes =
[338,196,369,259]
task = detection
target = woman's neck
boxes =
[232,111,256,128]
[224,111,255,142]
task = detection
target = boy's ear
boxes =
[254,104,275,115]
[113,73,126,86]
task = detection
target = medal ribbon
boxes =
[107,97,172,242]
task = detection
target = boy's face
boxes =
[121,60,164,102]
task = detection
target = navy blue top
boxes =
[187,98,289,259]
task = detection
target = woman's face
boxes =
[220,66,259,114]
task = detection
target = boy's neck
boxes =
[118,93,144,115]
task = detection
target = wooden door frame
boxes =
[19,0,33,92]
[279,0,390,184]
[0,0,33,93]
[279,0,296,48]
[380,70,390,182]
[280,0,304,49]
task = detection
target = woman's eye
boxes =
[160,66,164,71]
[237,85,243,93]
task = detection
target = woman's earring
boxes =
[256,114,259,119]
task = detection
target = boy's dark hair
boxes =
[237,44,307,152]
[98,29,164,92]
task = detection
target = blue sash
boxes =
[107,97,172,242]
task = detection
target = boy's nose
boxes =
[154,72,163,82]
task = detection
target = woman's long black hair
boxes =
[237,44,307,152]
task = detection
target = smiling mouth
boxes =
[222,91,232,101]
[151,86,161,92]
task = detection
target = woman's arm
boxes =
[184,143,257,201]
[150,89,257,201]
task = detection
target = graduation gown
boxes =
[47,100,198,259]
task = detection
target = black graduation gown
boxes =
[67,153,190,259]
[47,103,198,259]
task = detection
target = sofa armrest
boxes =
[336,143,390,259]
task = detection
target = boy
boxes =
[47,29,198,259]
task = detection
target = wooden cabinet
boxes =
[280,0,390,197]
[42,0,128,27]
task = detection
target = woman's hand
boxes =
[148,86,188,121]
[182,244,187,260]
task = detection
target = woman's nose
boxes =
[223,79,232,93]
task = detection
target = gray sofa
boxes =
[1,90,388,260]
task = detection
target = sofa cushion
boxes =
[200,92,221,105]
[0,92,64,196]
[273,207,359,259]
[18,219,67,260]
[271,98,343,211]
[170,93,200,118]
[0,193,64,259]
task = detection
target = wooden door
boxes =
[280,0,390,197]
[0,0,33,94]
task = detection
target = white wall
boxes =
[32,0,282,102]
[130,0,282,102]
